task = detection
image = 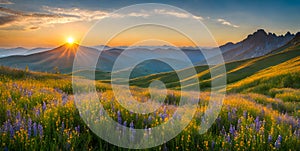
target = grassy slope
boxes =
[129,40,300,91]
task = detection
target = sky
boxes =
[0,0,299,48]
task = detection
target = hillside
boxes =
[129,34,300,90]
[0,29,296,77]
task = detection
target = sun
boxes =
[67,37,75,44]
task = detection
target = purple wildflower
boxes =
[117,110,122,124]
[268,134,272,143]
[6,110,11,118]
[7,97,12,103]
[274,135,282,148]
[27,90,33,97]
[62,94,68,105]
[254,116,261,132]
[28,118,32,138]
[275,140,280,148]
[226,134,231,143]
[9,124,14,139]
[130,121,134,129]
[228,111,232,121]
[35,108,40,117]
[278,135,282,142]
[38,124,43,138]
[33,122,37,136]
[211,141,215,150]
[75,125,80,133]
[243,110,247,119]
[229,124,235,135]
[42,102,47,111]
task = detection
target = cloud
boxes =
[217,18,239,28]
[0,0,14,4]
[42,6,110,21]
[0,6,205,31]
[154,9,203,20]
[0,15,18,25]
[0,6,87,30]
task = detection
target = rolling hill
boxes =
[0,29,296,78]
[129,33,300,90]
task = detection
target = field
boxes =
[0,61,300,150]
[1,36,300,150]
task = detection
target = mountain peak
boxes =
[254,29,267,36]
[285,31,292,36]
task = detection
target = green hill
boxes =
[129,35,300,91]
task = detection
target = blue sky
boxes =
[0,0,299,47]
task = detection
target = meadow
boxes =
[0,65,299,150]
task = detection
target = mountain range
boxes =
[0,29,298,77]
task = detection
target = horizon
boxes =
[0,28,298,49]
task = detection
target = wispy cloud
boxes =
[217,18,239,28]
[154,9,203,20]
[0,6,91,30]
[42,6,110,21]
[0,0,14,5]
[0,6,206,31]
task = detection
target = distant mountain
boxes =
[220,29,295,61]
[0,47,51,58]
[0,44,99,73]
[0,29,298,77]
[0,43,203,76]
[130,32,300,89]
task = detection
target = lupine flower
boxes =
[42,102,47,111]
[117,110,122,124]
[211,141,215,150]
[278,135,282,142]
[226,134,231,143]
[268,134,272,143]
[75,125,80,133]
[33,122,37,136]
[9,124,14,139]
[27,90,33,97]
[38,124,43,138]
[3,119,11,132]
[35,108,40,117]
[228,111,232,121]
[254,116,261,132]
[6,110,11,118]
[229,124,235,135]
[62,94,68,105]
[28,118,32,138]
[130,121,134,129]
[243,110,247,119]
[275,140,280,148]
[274,135,282,148]
[16,112,21,120]
[7,97,12,103]
[231,108,237,118]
